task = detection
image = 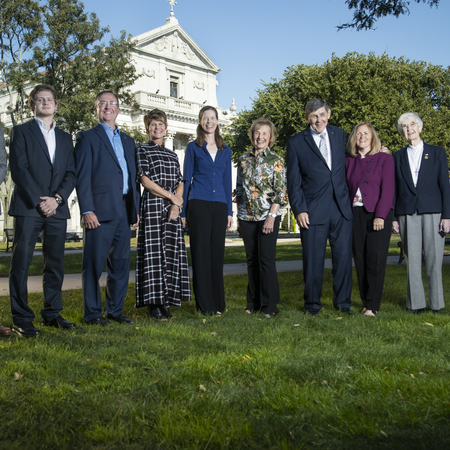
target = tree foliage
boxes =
[224,52,450,165]
[1,0,139,133]
[339,0,440,31]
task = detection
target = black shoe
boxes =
[305,310,319,317]
[432,309,442,315]
[85,317,112,326]
[341,308,355,316]
[42,315,76,329]
[148,305,165,320]
[12,323,40,337]
[159,306,173,319]
[106,313,135,324]
[412,308,426,315]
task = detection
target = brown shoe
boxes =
[0,323,12,337]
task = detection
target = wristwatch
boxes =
[268,213,277,218]
[54,196,63,206]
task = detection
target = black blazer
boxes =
[8,119,76,219]
[0,124,7,215]
[74,124,140,224]
[393,142,450,219]
[286,124,353,225]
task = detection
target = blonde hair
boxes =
[248,118,277,148]
[347,122,381,157]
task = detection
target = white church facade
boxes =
[0,6,237,235]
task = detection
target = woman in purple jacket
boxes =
[346,122,395,316]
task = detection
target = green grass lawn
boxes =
[0,236,411,277]
[1,264,450,449]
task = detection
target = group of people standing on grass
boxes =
[0,86,449,339]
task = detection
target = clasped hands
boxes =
[38,196,58,218]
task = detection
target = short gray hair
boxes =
[305,99,329,117]
[397,112,423,134]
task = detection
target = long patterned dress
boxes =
[135,141,191,307]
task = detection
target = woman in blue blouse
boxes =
[181,106,233,315]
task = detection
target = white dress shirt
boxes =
[407,140,424,187]
[311,128,332,170]
[35,117,56,164]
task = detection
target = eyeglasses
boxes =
[97,101,118,108]
[401,122,418,129]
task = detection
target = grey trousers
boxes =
[398,212,445,311]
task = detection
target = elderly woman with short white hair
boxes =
[392,112,450,314]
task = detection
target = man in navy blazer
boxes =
[75,91,140,326]
[392,112,450,314]
[9,84,76,337]
[286,99,353,316]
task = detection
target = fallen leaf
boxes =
[347,366,353,370]
[14,372,23,380]
[411,374,415,378]
[294,324,300,327]
[202,319,206,324]
[86,358,92,361]
[322,380,328,385]
[211,332,217,336]
[419,372,426,376]
[380,431,388,438]
[424,322,434,327]
[199,384,206,391]
[336,317,343,320]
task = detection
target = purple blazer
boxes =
[345,152,395,220]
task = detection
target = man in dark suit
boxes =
[286,99,354,316]
[75,91,140,326]
[9,84,76,337]
[392,112,450,314]
[0,124,11,337]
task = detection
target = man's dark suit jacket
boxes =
[74,123,139,224]
[286,124,353,224]
[8,119,76,218]
[0,125,7,214]
[393,142,450,220]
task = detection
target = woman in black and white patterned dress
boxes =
[135,109,191,319]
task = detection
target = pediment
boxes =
[133,21,220,73]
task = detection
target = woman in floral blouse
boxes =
[235,118,287,317]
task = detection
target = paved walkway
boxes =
[1,254,434,295]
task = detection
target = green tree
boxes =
[0,0,43,126]
[339,0,440,31]
[225,52,450,165]
[33,0,139,135]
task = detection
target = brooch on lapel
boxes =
[424,154,429,159]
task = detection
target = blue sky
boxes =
[85,0,449,112]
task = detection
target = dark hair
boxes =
[29,84,57,110]
[144,109,168,134]
[195,106,224,150]
[95,90,119,107]
[305,98,329,117]
[248,117,277,148]
[347,122,381,157]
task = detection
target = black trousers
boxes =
[188,199,227,314]
[238,216,281,314]
[9,215,66,325]
[352,207,393,312]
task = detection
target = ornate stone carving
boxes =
[193,80,205,90]
[142,68,156,78]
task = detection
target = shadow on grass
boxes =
[1,265,450,449]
